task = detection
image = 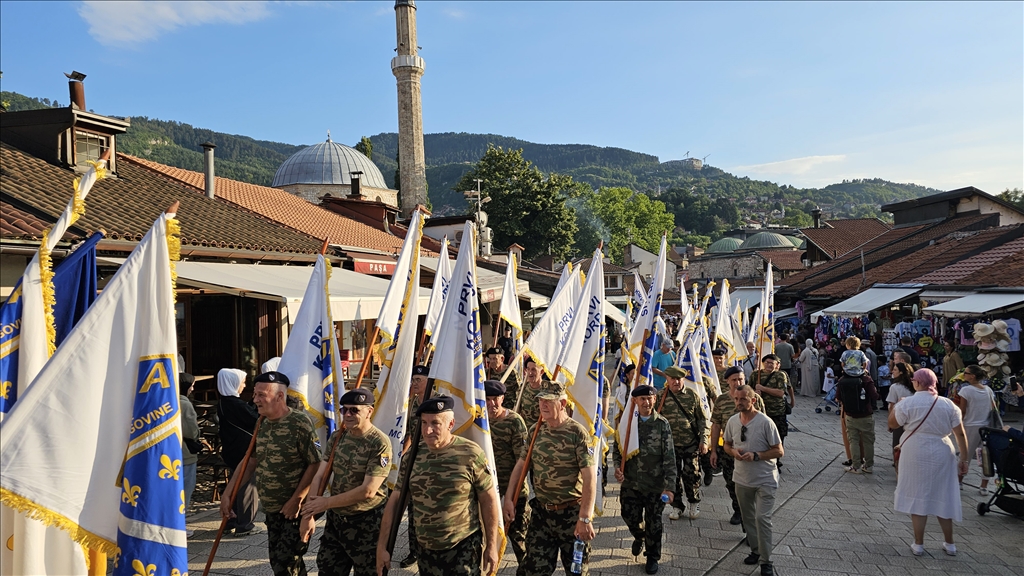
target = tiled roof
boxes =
[801,218,891,260]
[779,213,999,298]
[1,142,321,254]
[756,249,806,272]
[573,257,630,274]
[123,155,414,256]
[913,234,1024,285]
[957,249,1024,286]
[0,196,82,241]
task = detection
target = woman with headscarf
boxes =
[888,368,969,557]
[217,368,261,536]
[798,339,820,397]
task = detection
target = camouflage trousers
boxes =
[316,505,384,576]
[406,498,420,559]
[417,530,482,576]
[671,448,702,511]
[264,512,309,576]
[517,501,590,576]
[718,449,741,515]
[507,493,531,563]
[620,486,666,561]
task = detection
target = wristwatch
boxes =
[578,516,592,524]
[753,452,760,461]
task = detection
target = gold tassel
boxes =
[0,488,117,557]
[166,217,181,303]
[38,229,58,358]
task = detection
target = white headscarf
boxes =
[806,339,817,357]
[261,357,282,374]
[217,368,247,398]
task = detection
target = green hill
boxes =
[1,90,943,231]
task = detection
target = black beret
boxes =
[416,396,455,415]
[623,364,636,373]
[762,353,781,362]
[723,366,743,379]
[486,346,504,356]
[339,388,374,406]
[484,380,506,397]
[412,365,429,376]
[254,371,290,386]
[631,384,657,397]
[712,348,727,356]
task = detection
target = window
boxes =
[75,130,108,167]
[605,275,620,289]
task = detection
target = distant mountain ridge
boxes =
[2,90,943,222]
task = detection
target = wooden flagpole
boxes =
[508,364,561,510]
[203,417,263,576]
[354,326,380,388]
[619,329,649,475]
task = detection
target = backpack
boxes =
[837,374,869,413]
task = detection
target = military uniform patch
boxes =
[381,456,390,468]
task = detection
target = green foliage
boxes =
[574,187,674,264]
[1,91,61,111]
[780,207,814,228]
[658,187,741,235]
[999,188,1024,210]
[455,146,579,261]
[355,136,373,161]
[670,234,713,249]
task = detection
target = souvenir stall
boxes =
[811,285,925,362]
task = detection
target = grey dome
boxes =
[272,136,388,189]
[738,232,793,251]
[784,235,802,247]
[706,237,743,253]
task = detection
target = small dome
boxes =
[784,235,802,247]
[272,135,388,189]
[706,237,743,253]
[738,232,793,251]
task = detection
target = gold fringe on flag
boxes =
[0,488,118,559]
[166,216,180,302]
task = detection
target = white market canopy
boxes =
[820,286,923,317]
[923,292,1024,317]
[731,287,765,311]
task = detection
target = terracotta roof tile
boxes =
[573,257,630,274]
[913,234,1024,285]
[957,249,1024,286]
[756,249,806,272]
[1,142,321,254]
[0,197,81,240]
[123,155,418,256]
[801,218,891,260]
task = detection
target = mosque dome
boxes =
[706,237,743,253]
[272,135,388,189]
[737,232,794,251]
[784,235,803,247]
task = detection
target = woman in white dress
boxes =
[956,365,996,495]
[888,368,969,557]
[798,338,820,397]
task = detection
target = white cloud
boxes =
[79,1,271,47]
[733,154,847,176]
[444,8,467,20]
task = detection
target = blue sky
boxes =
[1,1,1021,192]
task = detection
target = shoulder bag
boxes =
[893,396,939,468]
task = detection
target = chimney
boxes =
[65,70,87,110]
[201,142,216,199]
[349,171,364,199]
[811,206,822,228]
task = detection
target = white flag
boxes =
[0,210,187,575]
[278,256,342,447]
[678,332,712,419]
[518,266,582,383]
[375,210,424,355]
[714,279,748,364]
[553,261,574,299]
[756,263,776,358]
[423,237,451,352]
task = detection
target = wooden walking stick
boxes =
[203,416,263,576]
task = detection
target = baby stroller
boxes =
[815,386,840,414]
[976,427,1024,518]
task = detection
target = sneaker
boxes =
[844,465,862,474]
[688,504,700,519]
[861,466,873,474]
[232,526,263,538]
[910,543,925,556]
[943,542,957,556]
[645,558,659,574]
[760,563,776,576]
[668,508,681,520]
[631,537,644,557]
[743,552,760,565]
[729,511,743,525]
[841,459,852,467]
[979,486,990,496]
[399,554,418,568]
[703,469,714,486]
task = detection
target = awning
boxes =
[820,286,922,317]
[522,290,550,309]
[421,257,529,304]
[731,287,764,311]
[604,303,627,326]
[923,293,1024,317]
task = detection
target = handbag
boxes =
[893,396,939,466]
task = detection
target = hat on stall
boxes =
[416,396,455,415]
[536,380,567,400]
[484,380,507,397]
[973,323,995,338]
[254,371,291,386]
[631,384,657,397]
[339,388,374,406]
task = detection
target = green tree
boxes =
[577,187,674,264]
[999,188,1024,211]
[670,233,712,249]
[780,207,813,228]
[355,136,373,161]
[455,145,579,260]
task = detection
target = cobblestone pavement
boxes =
[187,399,1024,576]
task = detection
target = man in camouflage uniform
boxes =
[752,354,791,450]
[301,389,391,576]
[658,366,709,521]
[398,365,430,568]
[704,349,730,485]
[612,385,676,575]
[376,396,501,576]
[516,356,544,428]
[484,379,531,563]
[486,346,521,411]
[220,371,321,576]
[503,380,597,576]
[709,367,765,526]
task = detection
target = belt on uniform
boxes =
[536,498,581,511]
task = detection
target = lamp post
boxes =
[463,178,491,256]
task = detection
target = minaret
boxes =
[393,0,427,217]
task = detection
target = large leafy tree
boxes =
[574,187,674,264]
[455,145,580,260]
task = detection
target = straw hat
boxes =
[997,340,1010,352]
[978,340,997,351]
[973,323,995,338]
[992,319,1009,335]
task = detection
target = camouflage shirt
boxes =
[612,411,677,494]
[254,408,322,514]
[405,395,422,439]
[403,436,494,551]
[517,382,543,429]
[753,370,789,417]
[711,391,765,428]
[322,425,391,517]
[658,387,709,449]
[490,369,521,412]
[490,409,529,500]
[523,417,595,505]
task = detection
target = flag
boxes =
[374,210,425,358]
[0,210,186,576]
[678,333,712,419]
[517,266,582,384]
[553,261,573,299]
[427,221,507,555]
[632,271,647,306]
[756,264,776,358]
[555,250,607,514]
[698,323,722,398]
[423,237,451,353]
[496,252,524,374]
[277,255,342,447]
[370,225,423,488]
[713,279,748,364]
[635,236,668,389]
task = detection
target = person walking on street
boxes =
[774,334,796,388]
[651,340,676,391]
[302,389,391,576]
[517,357,545,429]
[503,380,598,576]
[377,397,501,576]
[220,371,322,576]
[612,385,677,574]
[484,380,531,563]
[752,354,792,469]
[398,365,430,568]
[837,337,879,474]
[217,367,261,536]
[658,366,708,521]
[724,385,784,576]
[486,346,520,411]
[709,367,765,526]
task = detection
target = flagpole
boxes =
[618,329,648,475]
[354,326,380,387]
[415,330,430,365]
[492,317,502,349]
[204,416,264,576]
[508,364,560,510]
